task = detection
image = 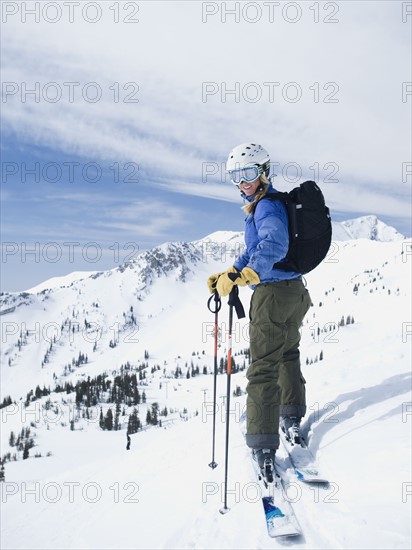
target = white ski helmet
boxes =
[226,143,270,174]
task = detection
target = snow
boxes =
[1,218,411,549]
[331,215,405,242]
[25,271,99,295]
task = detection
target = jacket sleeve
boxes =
[246,201,289,275]
[233,249,250,272]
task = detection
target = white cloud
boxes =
[2,1,411,220]
[99,199,189,238]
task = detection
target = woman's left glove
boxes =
[207,266,238,293]
[216,267,260,297]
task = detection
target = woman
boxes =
[207,143,312,477]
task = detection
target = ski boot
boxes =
[253,448,276,484]
[280,416,302,445]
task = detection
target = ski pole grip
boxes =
[207,290,222,313]
[228,271,241,282]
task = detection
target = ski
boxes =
[279,429,329,484]
[249,451,302,538]
[239,412,301,537]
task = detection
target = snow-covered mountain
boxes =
[0,216,411,549]
[0,216,405,401]
[332,215,405,242]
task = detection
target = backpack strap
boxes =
[264,191,299,240]
[252,192,296,237]
[250,191,281,217]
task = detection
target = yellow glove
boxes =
[236,267,260,287]
[207,267,238,293]
[216,267,260,297]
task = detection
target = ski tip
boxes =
[208,461,218,469]
[219,506,230,515]
[275,530,302,538]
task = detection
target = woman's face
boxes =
[239,177,261,197]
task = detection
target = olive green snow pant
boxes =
[245,280,311,450]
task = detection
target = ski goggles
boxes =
[227,165,263,185]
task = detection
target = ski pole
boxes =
[207,290,221,469]
[219,285,240,514]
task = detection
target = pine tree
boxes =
[151,403,159,426]
[23,442,30,460]
[105,408,114,431]
[0,462,5,482]
[98,408,105,429]
[127,408,140,434]
[114,402,121,431]
[133,387,141,405]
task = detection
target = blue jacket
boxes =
[233,184,301,285]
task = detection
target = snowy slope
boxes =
[0,217,411,549]
[331,215,405,242]
[25,271,99,294]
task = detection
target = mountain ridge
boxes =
[10,214,405,296]
[331,214,405,242]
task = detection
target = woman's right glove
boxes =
[207,266,238,293]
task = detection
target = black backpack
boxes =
[262,180,332,274]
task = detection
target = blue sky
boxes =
[1,1,411,291]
